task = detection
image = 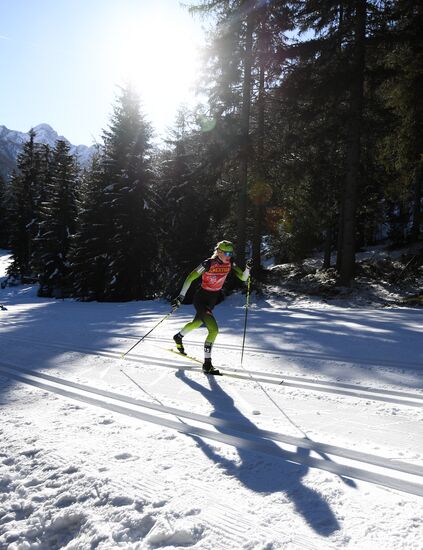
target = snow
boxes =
[0,249,422,549]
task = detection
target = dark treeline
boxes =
[0,1,421,299]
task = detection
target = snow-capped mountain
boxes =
[0,123,96,180]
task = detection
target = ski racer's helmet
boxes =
[216,240,234,253]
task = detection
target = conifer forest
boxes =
[0,1,422,301]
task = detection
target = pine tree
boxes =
[377,1,423,243]
[154,107,220,297]
[70,149,109,300]
[257,2,349,263]
[100,85,155,300]
[282,1,397,282]
[248,2,293,269]
[70,87,155,301]
[337,0,367,285]
[7,130,43,279]
[190,1,293,266]
[31,143,52,274]
[191,1,259,264]
[0,174,9,249]
[36,140,78,297]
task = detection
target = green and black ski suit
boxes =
[176,256,250,357]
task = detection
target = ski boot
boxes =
[202,358,221,376]
[173,333,186,355]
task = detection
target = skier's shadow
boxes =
[176,369,340,537]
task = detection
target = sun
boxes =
[111,6,201,134]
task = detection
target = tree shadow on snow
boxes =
[0,291,176,401]
[222,303,423,390]
[175,369,341,537]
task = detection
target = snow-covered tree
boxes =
[0,173,9,249]
[36,140,78,297]
[154,107,219,297]
[7,130,44,279]
[71,85,156,301]
[70,149,109,300]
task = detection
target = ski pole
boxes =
[240,274,251,367]
[121,307,176,358]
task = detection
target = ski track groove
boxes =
[2,360,423,477]
[1,361,423,499]
[146,335,423,370]
[2,334,422,407]
[1,319,422,369]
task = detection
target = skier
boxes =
[171,240,251,375]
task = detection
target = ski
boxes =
[167,348,202,364]
[159,348,286,385]
[203,369,222,377]
[167,348,222,375]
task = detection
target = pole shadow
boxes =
[175,369,341,537]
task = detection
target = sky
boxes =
[0,0,207,145]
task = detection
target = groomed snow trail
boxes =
[1,360,423,499]
[1,255,422,549]
[2,333,422,407]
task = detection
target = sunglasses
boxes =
[221,251,233,256]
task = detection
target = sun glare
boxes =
[111,8,201,135]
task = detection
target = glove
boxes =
[246,258,253,270]
[171,295,184,309]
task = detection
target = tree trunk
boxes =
[252,41,266,271]
[410,165,422,242]
[236,2,254,265]
[323,225,332,269]
[338,0,366,286]
[336,199,344,271]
